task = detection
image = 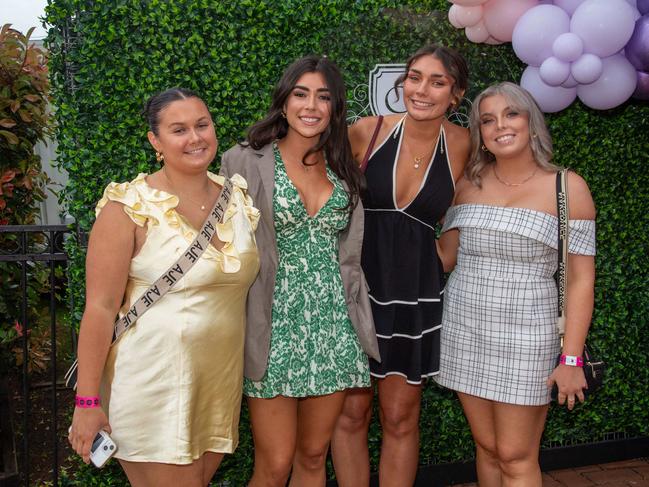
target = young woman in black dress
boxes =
[331,45,470,487]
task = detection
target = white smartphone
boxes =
[89,430,117,468]
[69,426,117,468]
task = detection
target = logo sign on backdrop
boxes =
[368,64,406,116]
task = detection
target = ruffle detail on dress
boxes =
[96,172,260,273]
[443,204,596,255]
[95,173,169,227]
[204,172,259,273]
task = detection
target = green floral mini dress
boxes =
[243,144,371,398]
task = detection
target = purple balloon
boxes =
[520,66,577,112]
[554,0,586,15]
[562,74,579,88]
[633,70,649,99]
[571,0,637,58]
[571,53,603,84]
[639,0,649,14]
[626,15,649,72]
[540,56,571,86]
[577,54,638,109]
[553,32,584,62]
[513,5,571,67]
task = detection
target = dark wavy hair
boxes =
[143,87,201,135]
[245,55,362,212]
[394,44,469,109]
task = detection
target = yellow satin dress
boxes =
[97,172,259,464]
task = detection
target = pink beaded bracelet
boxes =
[75,395,101,408]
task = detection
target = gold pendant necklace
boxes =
[493,165,538,187]
[162,167,210,211]
[401,125,441,170]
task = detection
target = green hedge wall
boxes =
[44,0,648,484]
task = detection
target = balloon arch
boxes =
[447,0,649,112]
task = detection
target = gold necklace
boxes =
[162,167,210,211]
[401,129,440,170]
[276,142,321,173]
[493,165,538,187]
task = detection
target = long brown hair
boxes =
[245,55,362,212]
[395,45,469,108]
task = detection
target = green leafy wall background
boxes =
[44,0,648,484]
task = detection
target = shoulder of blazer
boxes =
[224,142,272,160]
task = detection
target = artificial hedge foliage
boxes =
[44,0,648,484]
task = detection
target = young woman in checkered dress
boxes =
[435,82,596,486]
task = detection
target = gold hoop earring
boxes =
[156,151,164,163]
[281,111,287,119]
[481,144,488,152]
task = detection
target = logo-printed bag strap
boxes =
[65,177,234,389]
[555,169,569,339]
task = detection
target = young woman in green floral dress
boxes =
[220,56,379,487]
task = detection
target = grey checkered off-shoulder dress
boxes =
[434,204,596,406]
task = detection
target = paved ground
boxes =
[454,458,649,486]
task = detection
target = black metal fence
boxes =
[0,224,74,487]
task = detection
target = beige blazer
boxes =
[220,143,380,381]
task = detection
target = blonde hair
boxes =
[466,82,559,187]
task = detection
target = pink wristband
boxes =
[75,395,101,408]
[560,354,584,367]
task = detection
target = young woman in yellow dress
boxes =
[68,88,259,487]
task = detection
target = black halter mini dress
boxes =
[362,116,455,384]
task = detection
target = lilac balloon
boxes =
[554,0,586,15]
[553,33,584,62]
[540,56,571,86]
[520,66,577,112]
[512,5,571,67]
[633,70,649,99]
[639,0,649,14]
[626,14,649,71]
[571,0,637,57]
[571,53,603,84]
[577,54,638,109]
[562,74,580,88]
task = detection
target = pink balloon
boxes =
[540,56,571,86]
[448,5,463,28]
[466,20,490,43]
[552,33,584,63]
[455,5,484,28]
[512,5,571,67]
[577,54,638,109]
[482,0,537,43]
[571,0,637,57]
[571,53,603,84]
[520,66,577,112]
[485,36,503,45]
[449,0,488,6]
[553,0,586,15]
